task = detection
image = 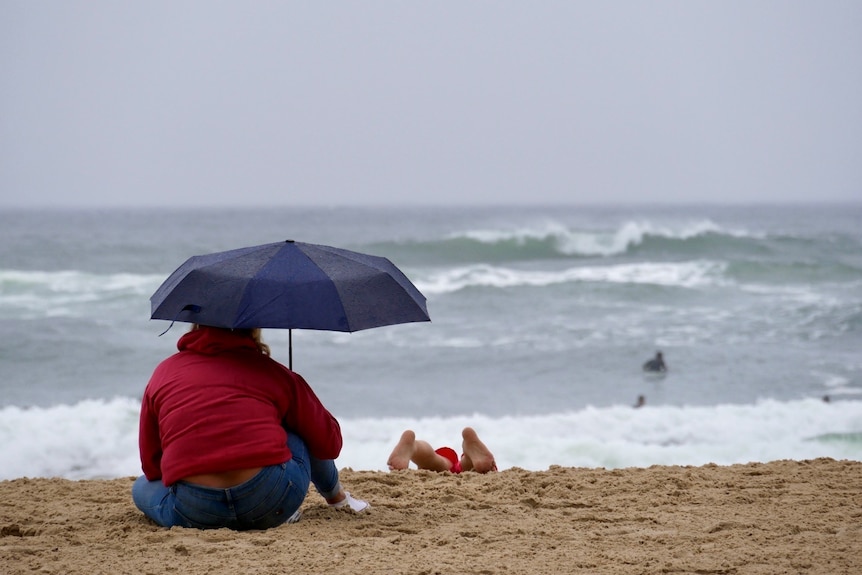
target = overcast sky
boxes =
[1,1,860,208]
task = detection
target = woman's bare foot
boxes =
[461,427,497,473]
[387,430,416,470]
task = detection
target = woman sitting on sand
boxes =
[132,324,367,530]
[387,427,497,473]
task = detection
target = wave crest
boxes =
[0,269,163,319]
[372,219,756,264]
[460,219,736,257]
[415,260,726,295]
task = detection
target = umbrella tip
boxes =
[285,239,295,243]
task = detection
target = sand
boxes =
[1,458,860,574]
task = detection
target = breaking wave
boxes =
[1,397,859,480]
[366,219,789,264]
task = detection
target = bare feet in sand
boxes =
[387,430,417,470]
[387,430,453,472]
[460,427,497,473]
[387,427,497,474]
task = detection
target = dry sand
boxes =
[1,458,860,574]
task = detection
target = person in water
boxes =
[643,351,667,373]
[387,427,497,474]
[133,324,367,530]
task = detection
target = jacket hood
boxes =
[177,326,260,355]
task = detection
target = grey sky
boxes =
[1,1,860,208]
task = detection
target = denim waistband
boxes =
[175,462,286,502]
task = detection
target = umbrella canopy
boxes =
[150,240,430,365]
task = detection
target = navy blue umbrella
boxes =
[150,240,430,367]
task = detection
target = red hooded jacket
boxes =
[138,327,342,486]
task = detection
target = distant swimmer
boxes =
[643,351,667,373]
[634,395,646,408]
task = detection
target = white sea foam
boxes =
[0,269,163,319]
[1,260,724,317]
[1,397,858,481]
[414,260,726,295]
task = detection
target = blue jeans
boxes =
[132,433,342,530]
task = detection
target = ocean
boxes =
[1,204,860,480]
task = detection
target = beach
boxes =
[2,458,859,574]
[2,206,861,573]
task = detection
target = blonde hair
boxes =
[190,324,271,356]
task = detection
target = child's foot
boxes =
[462,427,497,473]
[387,430,416,470]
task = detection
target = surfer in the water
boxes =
[643,351,667,373]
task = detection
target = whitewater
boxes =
[0,397,859,480]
